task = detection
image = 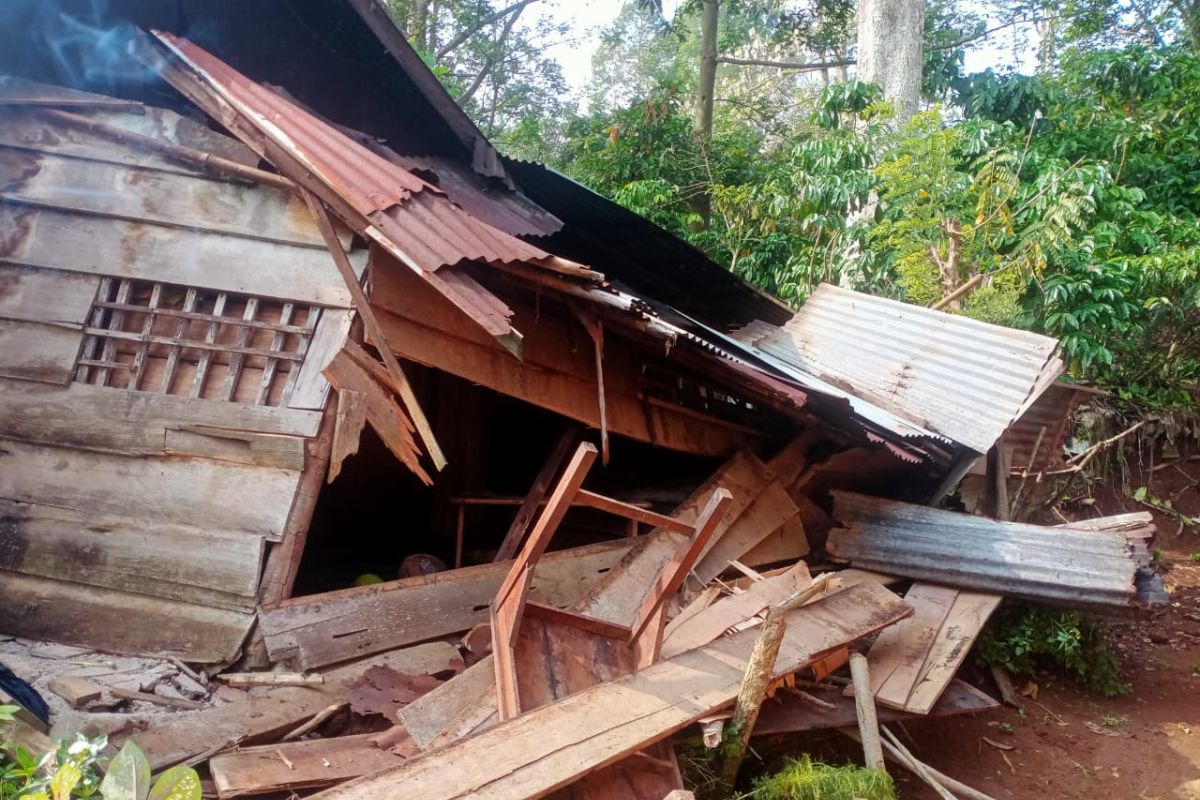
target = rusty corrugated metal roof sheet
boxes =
[748,284,1063,454]
[828,491,1145,609]
[154,32,561,274]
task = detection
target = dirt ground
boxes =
[900,460,1200,800]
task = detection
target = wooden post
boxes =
[849,651,886,771]
[493,425,580,562]
[300,189,446,469]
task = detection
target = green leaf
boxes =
[51,763,82,800]
[1133,486,1148,502]
[147,767,200,800]
[99,742,151,800]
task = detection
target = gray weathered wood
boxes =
[164,427,307,471]
[0,319,83,384]
[0,437,300,540]
[258,539,635,670]
[0,499,264,610]
[0,570,255,664]
[0,204,357,306]
[288,309,349,410]
[0,265,99,325]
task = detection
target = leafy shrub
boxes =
[977,602,1130,697]
[744,755,896,800]
[0,736,199,800]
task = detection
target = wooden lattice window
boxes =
[76,278,320,406]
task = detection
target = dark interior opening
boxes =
[291,366,723,597]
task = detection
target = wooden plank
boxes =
[0,379,320,455]
[0,319,82,384]
[0,438,300,540]
[0,204,356,306]
[738,513,810,567]
[661,561,811,659]
[0,499,264,611]
[47,677,103,708]
[903,591,1002,715]
[692,480,798,587]
[0,570,254,663]
[872,584,959,710]
[0,265,99,325]
[752,679,999,736]
[399,657,497,750]
[210,734,405,798]
[305,582,911,800]
[628,489,733,642]
[574,490,692,534]
[258,539,636,670]
[3,149,329,248]
[493,426,579,562]
[164,427,307,471]
[128,641,457,770]
[288,308,349,410]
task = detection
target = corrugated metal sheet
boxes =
[0,73,138,107]
[155,33,560,274]
[752,284,1063,454]
[827,491,1141,609]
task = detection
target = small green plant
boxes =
[743,755,896,800]
[978,602,1130,697]
[0,708,18,724]
[998,721,1015,734]
[1,738,199,800]
[1151,548,1166,567]
[1099,713,1130,729]
[1188,553,1200,563]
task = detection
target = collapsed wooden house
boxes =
[0,3,1160,798]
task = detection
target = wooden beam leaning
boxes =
[300,189,445,469]
[574,490,693,535]
[628,488,734,644]
[493,442,599,720]
[493,425,580,562]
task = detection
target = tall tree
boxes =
[856,0,925,121]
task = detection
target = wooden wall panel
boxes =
[0,205,356,306]
[0,499,264,611]
[0,380,322,454]
[0,319,83,384]
[0,438,300,541]
[0,265,99,325]
[370,265,744,457]
[0,571,255,663]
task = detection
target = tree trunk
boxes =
[410,0,431,52]
[690,0,719,229]
[856,0,924,123]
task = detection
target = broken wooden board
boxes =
[752,679,998,737]
[210,734,405,798]
[661,561,811,659]
[128,641,458,770]
[398,657,497,750]
[738,514,810,567]
[304,582,911,800]
[259,539,635,670]
[47,676,103,708]
[0,571,254,664]
[854,584,1002,715]
[691,480,798,587]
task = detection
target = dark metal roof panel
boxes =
[828,491,1141,609]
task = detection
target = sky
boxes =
[524,0,1040,99]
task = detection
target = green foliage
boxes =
[977,602,1130,697]
[0,708,17,725]
[1,738,198,800]
[743,755,896,800]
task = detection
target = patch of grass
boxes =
[1188,553,1200,563]
[743,755,896,800]
[977,601,1130,697]
[1100,713,1131,729]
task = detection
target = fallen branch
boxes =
[849,652,885,772]
[281,703,346,742]
[881,726,957,800]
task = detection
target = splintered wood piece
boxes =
[575,310,609,464]
[661,561,811,659]
[306,582,911,800]
[220,673,324,688]
[628,488,734,644]
[493,442,599,720]
[112,688,206,711]
[328,389,367,483]
[301,189,444,469]
[493,426,580,562]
